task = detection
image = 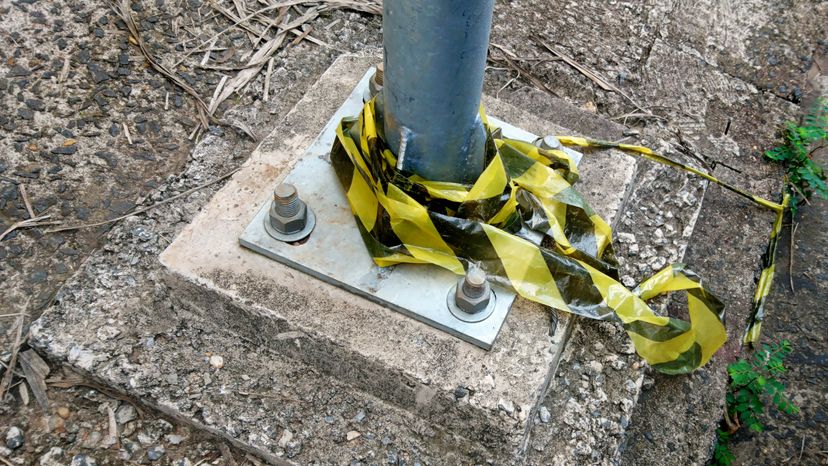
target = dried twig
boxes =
[0,214,59,242]
[18,350,50,412]
[532,37,651,115]
[290,25,313,46]
[47,372,144,417]
[122,122,133,145]
[0,315,26,401]
[110,0,210,128]
[263,57,274,102]
[106,403,119,448]
[58,56,71,83]
[489,43,559,98]
[208,75,229,115]
[219,443,238,466]
[18,184,35,219]
[496,69,520,99]
[47,168,240,233]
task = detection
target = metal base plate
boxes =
[239,69,578,349]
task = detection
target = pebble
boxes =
[5,426,24,449]
[209,355,224,369]
[352,410,366,423]
[70,454,97,466]
[538,406,551,423]
[81,431,102,449]
[453,386,469,400]
[278,429,293,448]
[346,431,361,441]
[115,404,137,424]
[147,445,165,461]
[38,447,64,466]
[87,63,110,83]
[57,406,71,419]
[8,65,30,77]
[165,434,185,445]
[497,398,515,415]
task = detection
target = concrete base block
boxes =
[159,54,637,458]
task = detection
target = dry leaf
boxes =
[19,382,30,406]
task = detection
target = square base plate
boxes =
[238,69,579,349]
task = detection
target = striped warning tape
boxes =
[331,98,782,373]
[547,137,787,347]
[742,193,789,346]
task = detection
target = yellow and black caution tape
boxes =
[742,193,789,346]
[331,99,784,373]
[547,138,788,348]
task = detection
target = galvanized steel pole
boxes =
[382,0,495,183]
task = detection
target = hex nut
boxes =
[536,135,562,151]
[454,278,491,314]
[269,201,308,235]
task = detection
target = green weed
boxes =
[764,98,828,215]
[712,340,799,465]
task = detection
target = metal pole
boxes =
[382,0,495,183]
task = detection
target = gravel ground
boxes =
[1,0,826,464]
[1,0,380,463]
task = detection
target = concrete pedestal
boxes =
[159,54,637,458]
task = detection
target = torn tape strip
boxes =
[742,194,790,346]
[331,99,727,374]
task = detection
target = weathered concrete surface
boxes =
[4,0,822,463]
[27,53,644,464]
[158,53,637,459]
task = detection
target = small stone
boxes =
[115,404,137,424]
[26,99,45,111]
[346,431,361,441]
[5,426,24,449]
[209,355,224,369]
[278,429,293,448]
[51,145,78,155]
[87,63,110,83]
[453,386,469,400]
[8,65,30,77]
[147,445,165,461]
[81,431,102,449]
[165,434,185,445]
[57,406,71,419]
[174,460,193,466]
[71,454,97,466]
[352,410,366,423]
[38,447,64,466]
[538,406,551,423]
[497,398,515,415]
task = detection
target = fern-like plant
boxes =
[712,340,799,465]
[713,429,735,466]
[764,98,828,215]
[725,340,799,432]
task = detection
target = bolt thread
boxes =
[374,63,384,85]
[274,196,301,217]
